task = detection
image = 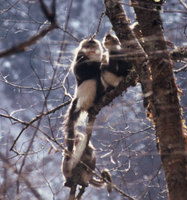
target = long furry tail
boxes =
[64,98,80,152]
[89,169,112,193]
[89,177,104,188]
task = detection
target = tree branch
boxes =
[171,46,187,61]
[39,0,56,23]
[0,0,58,59]
[0,24,57,59]
[179,0,187,10]
[0,153,44,200]
[8,100,70,152]
[89,70,138,117]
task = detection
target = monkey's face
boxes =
[80,39,103,61]
[103,33,121,50]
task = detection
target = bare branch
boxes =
[89,71,138,117]
[0,153,44,200]
[39,0,56,23]
[92,11,105,38]
[58,26,80,42]
[0,112,28,125]
[0,24,57,59]
[9,100,70,152]
[0,0,58,59]
[179,0,187,10]
[57,0,74,65]
[0,0,20,14]
[171,46,187,61]
[174,65,187,73]
[0,73,62,91]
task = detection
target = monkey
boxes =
[101,33,132,90]
[63,38,114,199]
[62,132,112,194]
[64,38,105,170]
[62,132,96,188]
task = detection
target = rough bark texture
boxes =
[132,22,187,61]
[131,1,187,199]
[104,0,152,106]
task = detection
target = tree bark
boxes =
[104,0,187,199]
[131,1,187,200]
[104,0,152,107]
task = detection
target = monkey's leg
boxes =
[76,186,85,200]
[68,184,77,200]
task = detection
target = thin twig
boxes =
[0,0,58,59]
[179,0,187,10]
[0,113,28,125]
[57,0,74,66]
[174,65,187,73]
[0,24,57,59]
[0,152,44,200]
[112,184,136,200]
[58,25,80,42]
[92,11,105,39]
[0,73,62,91]
[9,100,71,151]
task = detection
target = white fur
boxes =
[102,52,109,64]
[80,48,102,62]
[76,79,97,111]
[102,71,123,87]
[69,134,87,173]
[101,76,109,91]
[63,133,88,178]
[71,39,103,74]
[75,39,103,62]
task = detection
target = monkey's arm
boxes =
[74,61,101,85]
[118,60,132,77]
[108,51,132,77]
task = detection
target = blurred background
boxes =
[0,0,186,199]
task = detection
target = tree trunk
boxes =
[104,0,152,107]
[104,0,187,199]
[131,1,187,199]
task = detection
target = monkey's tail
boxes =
[64,98,80,152]
[101,169,112,193]
[89,169,112,193]
[89,177,105,188]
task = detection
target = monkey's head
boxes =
[103,33,121,51]
[78,38,103,62]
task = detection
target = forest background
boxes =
[0,0,187,200]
